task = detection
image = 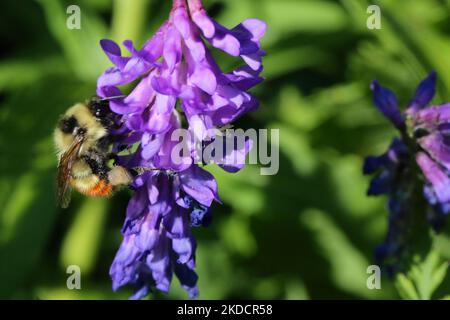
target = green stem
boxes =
[111,0,149,43]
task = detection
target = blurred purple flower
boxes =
[364,71,450,267]
[98,0,266,299]
[363,138,409,196]
[363,138,411,270]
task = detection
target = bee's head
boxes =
[55,102,110,154]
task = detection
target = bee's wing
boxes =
[57,135,84,208]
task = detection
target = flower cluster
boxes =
[97,0,266,299]
[364,72,450,269]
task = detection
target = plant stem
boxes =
[111,0,149,43]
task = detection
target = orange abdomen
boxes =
[71,176,113,197]
[85,179,113,197]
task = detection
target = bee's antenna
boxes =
[132,167,176,176]
[135,167,164,171]
[101,95,126,101]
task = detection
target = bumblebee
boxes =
[54,96,132,208]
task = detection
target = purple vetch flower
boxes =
[363,138,412,271]
[97,0,266,143]
[363,138,409,197]
[110,167,219,299]
[364,72,450,268]
[98,0,266,299]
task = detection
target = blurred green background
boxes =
[2,0,450,300]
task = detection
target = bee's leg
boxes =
[84,151,132,187]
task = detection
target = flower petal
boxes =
[416,152,450,203]
[408,71,436,111]
[100,39,130,69]
[179,165,219,206]
[370,80,405,129]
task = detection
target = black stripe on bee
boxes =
[83,152,109,180]
[59,116,79,134]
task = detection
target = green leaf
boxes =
[271,122,317,176]
[206,165,268,215]
[0,75,94,298]
[261,0,348,33]
[38,0,109,81]
[60,198,109,274]
[221,0,349,45]
[300,208,381,298]
[432,263,449,296]
[264,47,331,79]
[0,168,58,298]
[0,57,66,91]
[111,0,150,44]
[395,273,420,300]
[219,216,257,257]
[395,249,448,300]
